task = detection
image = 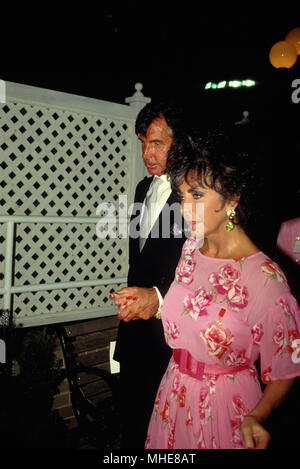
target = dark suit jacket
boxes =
[114,176,187,372]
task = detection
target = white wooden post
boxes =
[125,83,151,201]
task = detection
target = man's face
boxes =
[138,117,173,176]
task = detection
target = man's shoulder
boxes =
[136,175,153,188]
[135,176,153,195]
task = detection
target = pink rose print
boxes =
[167,420,175,449]
[183,286,213,319]
[252,323,264,345]
[273,323,286,355]
[209,264,240,295]
[178,385,186,408]
[170,375,186,407]
[183,237,200,255]
[232,393,248,414]
[200,322,234,360]
[262,366,272,383]
[248,364,259,383]
[165,319,180,341]
[232,426,245,449]
[206,375,217,394]
[153,390,161,419]
[176,255,195,285]
[197,431,206,449]
[160,399,170,423]
[224,349,250,367]
[211,437,218,449]
[227,284,248,311]
[186,406,193,426]
[231,395,249,431]
[287,329,300,355]
[170,375,180,401]
[199,387,211,424]
[261,259,285,285]
[277,297,291,319]
[208,264,248,311]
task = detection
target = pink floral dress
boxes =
[146,238,300,449]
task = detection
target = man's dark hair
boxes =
[135,101,184,141]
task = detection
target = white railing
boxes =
[0,215,128,327]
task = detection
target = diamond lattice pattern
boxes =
[0,98,134,324]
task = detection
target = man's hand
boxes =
[110,287,159,322]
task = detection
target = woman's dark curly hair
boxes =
[166,126,263,237]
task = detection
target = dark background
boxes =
[1,7,299,102]
[1,6,300,231]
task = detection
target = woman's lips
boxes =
[188,221,200,230]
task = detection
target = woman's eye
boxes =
[192,192,203,199]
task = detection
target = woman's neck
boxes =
[199,229,259,259]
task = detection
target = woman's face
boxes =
[177,172,236,240]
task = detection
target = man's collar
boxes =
[154,174,170,184]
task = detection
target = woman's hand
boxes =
[241,414,271,449]
[110,287,159,322]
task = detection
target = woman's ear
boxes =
[225,194,240,212]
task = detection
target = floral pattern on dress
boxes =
[159,398,176,449]
[153,390,161,419]
[165,319,180,341]
[186,406,193,426]
[176,255,195,285]
[277,297,292,319]
[160,399,170,424]
[251,323,264,345]
[209,264,248,311]
[183,286,213,319]
[206,374,217,394]
[170,375,186,408]
[199,387,211,424]
[146,241,300,449]
[175,237,199,285]
[273,322,286,356]
[200,322,234,360]
[224,349,250,367]
[287,330,300,355]
[209,264,241,295]
[271,324,300,359]
[231,395,249,448]
[261,259,285,285]
[261,366,272,383]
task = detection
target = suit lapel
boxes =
[130,177,186,255]
[143,190,184,247]
[129,177,153,259]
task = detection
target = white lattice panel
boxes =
[0,82,144,326]
[13,223,128,286]
[13,282,127,326]
[0,101,133,216]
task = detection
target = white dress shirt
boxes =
[140,174,172,310]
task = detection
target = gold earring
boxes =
[226,209,236,231]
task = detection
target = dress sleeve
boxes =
[259,291,300,383]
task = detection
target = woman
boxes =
[145,131,300,449]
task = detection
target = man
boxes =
[111,102,188,448]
